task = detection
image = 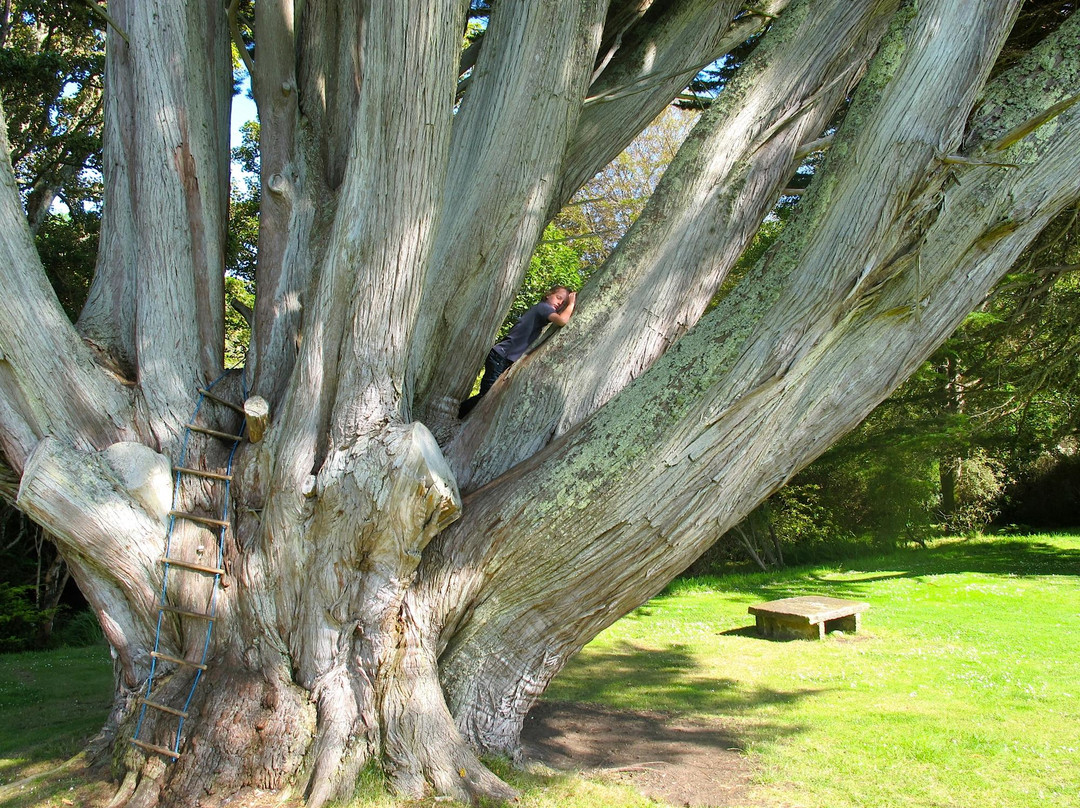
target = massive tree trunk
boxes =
[1,1,1079,806]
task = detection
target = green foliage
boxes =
[225,275,254,367]
[498,223,590,339]
[570,107,697,266]
[1,0,105,322]
[228,0,255,77]
[31,208,97,320]
[225,119,259,363]
[1000,450,1080,528]
[0,584,54,653]
[941,451,1005,535]
[52,610,104,649]
[0,1,104,213]
[227,119,260,284]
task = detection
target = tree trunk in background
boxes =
[939,354,965,515]
[0,2,1078,806]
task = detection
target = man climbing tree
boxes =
[0,1,1078,806]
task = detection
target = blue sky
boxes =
[231,76,258,182]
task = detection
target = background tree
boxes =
[226,118,260,364]
[0,0,104,312]
[0,0,105,646]
[704,198,1080,570]
[571,106,699,261]
[1,2,1079,808]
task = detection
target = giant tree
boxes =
[1,1,1078,806]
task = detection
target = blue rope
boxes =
[133,370,246,755]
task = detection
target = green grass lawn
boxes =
[0,644,113,785]
[548,532,1080,808]
[2,533,1078,808]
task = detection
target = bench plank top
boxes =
[748,595,869,624]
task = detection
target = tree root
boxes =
[380,623,517,805]
[304,665,375,808]
[106,769,139,808]
[125,758,166,808]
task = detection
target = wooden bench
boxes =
[748,596,869,640]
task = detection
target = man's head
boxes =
[544,285,572,309]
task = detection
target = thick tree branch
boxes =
[407,0,610,432]
[410,0,797,436]
[227,0,254,75]
[247,0,307,408]
[0,103,133,469]
[268,1,463,488]
[988,89,1080,152]
[78,0,231,435]
[16,437,168,683]
[551,0,786,213]
[449,0,898,491]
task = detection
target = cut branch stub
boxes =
[244,396,270,442]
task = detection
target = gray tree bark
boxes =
[0,1,1078,806]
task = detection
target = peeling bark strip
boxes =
[0,2,1078,806]
[79,0,231,427]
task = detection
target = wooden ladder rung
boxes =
[186,423,244,442]
[159,604,216,622]
[139,696,190,717]
[175,466,232,482]
[151,651,208,671]
[160,556,225,576]
[131,738,180,759]
[197,388,246,414]
[170,511,229,528]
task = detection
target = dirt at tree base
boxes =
[2,703,758,808]
[520,701,759,807]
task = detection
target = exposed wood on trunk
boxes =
[243,397,269,443]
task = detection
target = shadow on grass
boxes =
[0,647,113,788]
[545,640,818,752]
[680,536,1080,604]
[522,699,756,767]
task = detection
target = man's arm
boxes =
[547,291,576,326]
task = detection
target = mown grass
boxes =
[1,533,1078,808]
[0,643,114,808]
[0,645,112,781]
[548,531,1080,808]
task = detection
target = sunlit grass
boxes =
[548,532,1080,808]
